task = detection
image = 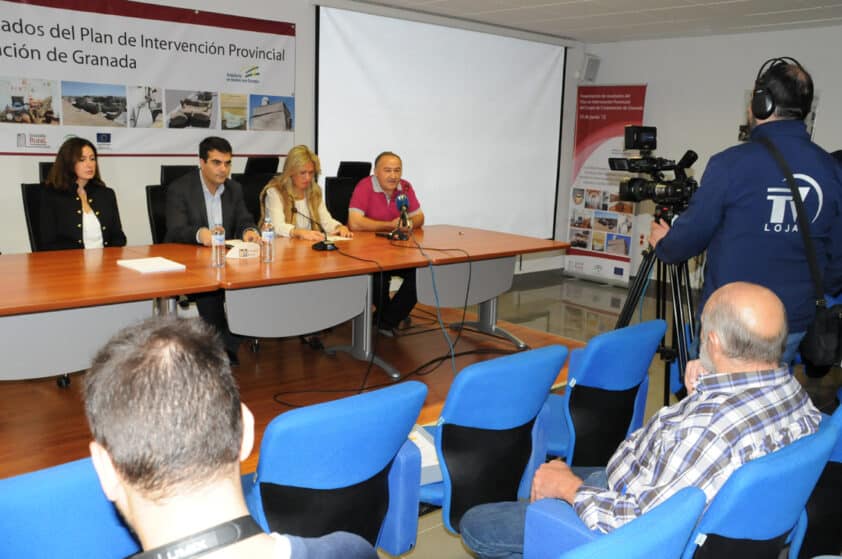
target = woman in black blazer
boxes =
[39,137,127,250]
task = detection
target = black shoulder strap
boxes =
[755,136,825,303]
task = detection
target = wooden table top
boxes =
[0,246,218,316]
[0,226,569,315]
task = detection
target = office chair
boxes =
[159,165,195,186]
[145,184,167,244]
[419,345,569,534]
[244,156,279,175]
[38,161,53,182]
[544,320,666,467]
[336,161,371,185]
[324,176,356,225]
[797,390,842,558]
[0,457,140,558]
[21,183,44,252]
[231,172,275,223]
[524,486,706,559]
[681,419,840,559]
[243,381,427,556]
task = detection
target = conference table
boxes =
[0,225,567,381]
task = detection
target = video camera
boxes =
[608,126,699,221]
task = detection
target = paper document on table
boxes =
[325,235,350,243]
[117,257,186,273]
[225,240,259,259]
[409,424,442,485]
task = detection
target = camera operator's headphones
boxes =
[751,56,808,120]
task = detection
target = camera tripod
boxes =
[615,246,697,405]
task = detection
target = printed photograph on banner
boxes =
[220,94,247,131]
[606,233,631,256]
[617,214,633,235]
[600,191,612,210]
[592,210,618,232]
[248,94,293,131]
[572,188,584,206]
[0,78,60,125]
[127,86,163,128]
[569,208,592,230]
[570,228,591,249]
[165,90,217,129]
[592,230,606,252]
[584,189,602,210]
[61,81,126,127]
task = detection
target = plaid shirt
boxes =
[573,367,821,532]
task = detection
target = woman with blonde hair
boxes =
[259,145,352,240]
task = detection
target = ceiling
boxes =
[350,0,842,43]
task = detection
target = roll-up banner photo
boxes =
[565,84,647,285]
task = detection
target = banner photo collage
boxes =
[566,84,647,284]
[0,0,295,155]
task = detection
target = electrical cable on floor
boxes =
[271,347,514,408]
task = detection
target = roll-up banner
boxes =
[566,84,647,285]
[0,0,295,155]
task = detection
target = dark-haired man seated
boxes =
[165,136,260,365]
[84,317,377,559]
[460,282,821,558]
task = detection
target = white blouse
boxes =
[264,187,342,238]
[82,210,104,249]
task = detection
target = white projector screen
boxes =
[317,7,565,238]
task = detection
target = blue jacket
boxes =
[656,119,842,332]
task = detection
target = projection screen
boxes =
[317,7,565,238]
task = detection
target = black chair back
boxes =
[337,161,371,185]
[160,165,195,187]
[233,172,275,223]
[21,183,44,252]
[324,176,356,225]
[568,384,639,467]
[145,185,167,244]
[244,156,280,175]
[441,421,535,531]
[38,162,53,182]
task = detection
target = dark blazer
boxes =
[39,183,127,250]
[164,169,256,244]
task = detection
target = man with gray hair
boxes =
[460,282,821,558]
[84,316,377,559]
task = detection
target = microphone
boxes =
[291,207,337,252]
[396,193,409,229]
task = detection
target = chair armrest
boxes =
[378,439,421,555]
[524,499,599,559]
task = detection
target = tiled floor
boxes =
[392,271,841,558]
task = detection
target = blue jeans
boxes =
[460,469,608,559]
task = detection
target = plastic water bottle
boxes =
[261,216,275,263]
[211,223,226,268]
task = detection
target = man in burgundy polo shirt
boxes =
[348,151,425,336]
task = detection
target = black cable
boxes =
[271,347,514,408]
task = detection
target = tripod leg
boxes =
[616,248,658,328]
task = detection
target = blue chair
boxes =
[544,320,666,466]
[798,390,842,558]
[681,419,840,559]
[418,345,569,534]
[0,457,140,558]
[243,381,427,556]
[523,486,706,559]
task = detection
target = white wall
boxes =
[0,0,317,254]
[585,25,842,181]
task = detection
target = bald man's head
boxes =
[700,282,788,368]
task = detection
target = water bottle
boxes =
[261,215,275,263]
[211,223,226,268]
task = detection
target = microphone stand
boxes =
[292,207,338,251]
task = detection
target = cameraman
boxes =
[649,58,842,365]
